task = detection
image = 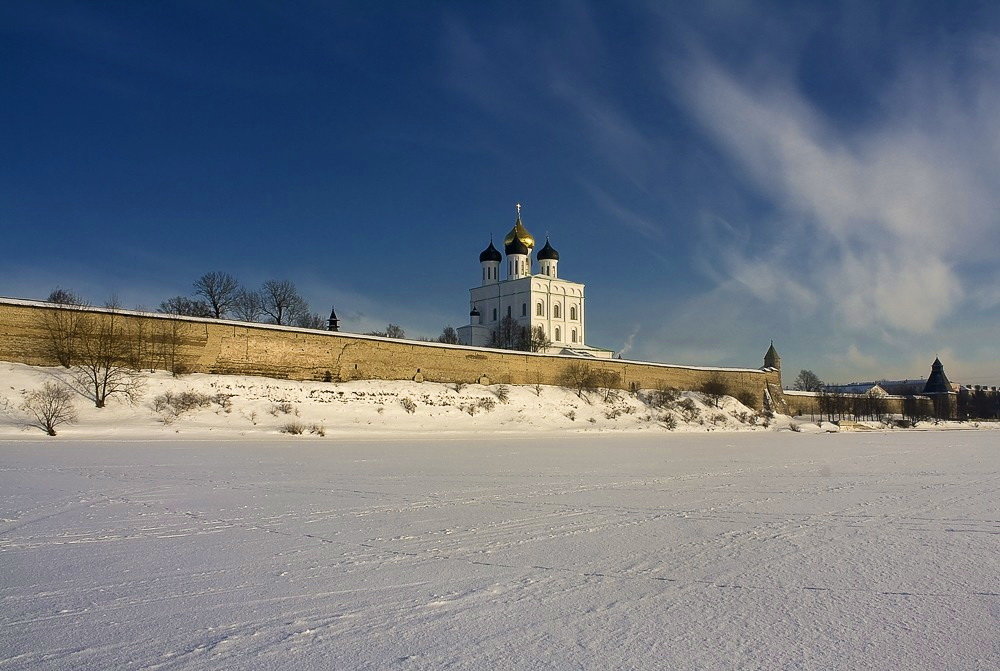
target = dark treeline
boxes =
[958,386,1000,420]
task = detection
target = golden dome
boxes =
[503,204,534,251]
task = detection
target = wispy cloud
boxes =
[670,43,1000,335]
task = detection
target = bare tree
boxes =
[528,325,551,352]
[559,362,599,399]
[42,305,87,368]
[365,323,406,338]
[47,287,84,305]
[438,326,460,344]
[293,312,325,329]
[793,369,824,392]
[21,382,78,436]
[159,296,213,317]
[232,289,265,322]
[261,280,308,325]
[193,272,240,319]
[149,318,188,376]
[66,310,144,408]
[595,369,621,402]
[489,315,530,350]
[700,375,731,408]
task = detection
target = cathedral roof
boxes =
[479,241,502,263]
[503,204,534,254]
[537,238,559,260]
[504,230,530,255]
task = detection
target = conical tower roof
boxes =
[763,341,780,369]
[922,357,953,394]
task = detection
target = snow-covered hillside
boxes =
[0,362,804,439]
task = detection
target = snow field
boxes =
[1,432,997,670]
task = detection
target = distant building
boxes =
[824,382,890,397]
[457,205,612,358]
[826,358,959,419]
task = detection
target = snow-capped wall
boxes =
[0,298,783,408]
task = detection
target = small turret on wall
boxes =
[763,341,781,370]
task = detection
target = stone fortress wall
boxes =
[782,389,915,418]
[0,298,784,410]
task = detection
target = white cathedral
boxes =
[457,205,613,358]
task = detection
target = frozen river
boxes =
[1,431,997,669]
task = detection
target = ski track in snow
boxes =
[1,433,998,670]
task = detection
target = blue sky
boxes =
[2,1,999,385]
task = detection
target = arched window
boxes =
[554,304,561,319]
[521,303,527,316]
[507,305,512,317]
[555,326,561,341]
[570,306,577,321]
[536,302,543,316]
[492,308,497,321]
[571,329,577,343]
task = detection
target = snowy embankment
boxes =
[1,362,813,439]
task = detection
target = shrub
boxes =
[661,414,678,430]
[400,398,417,414]
[677,398,700,423]
[280,421,305,435]
[308,423,326,436]
[493,385,509,403]
[565,410,576,421]
[152,390,215,416]
[735,390,757,410]
[477,397,496,412]
[647,385,680,410]
[212,393,234,411]
[789,422,802,432]
[21,382,77,436]
[604,408,622,419]
[268,402,295,416]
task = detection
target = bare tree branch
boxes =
[193,272,241,319]
[21,382,78,436]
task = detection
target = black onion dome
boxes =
[470,306,480,317]
[504,234,529,256]
[479,241,502,263]
[537,238,559,261]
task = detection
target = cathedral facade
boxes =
[457,206,612,358]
